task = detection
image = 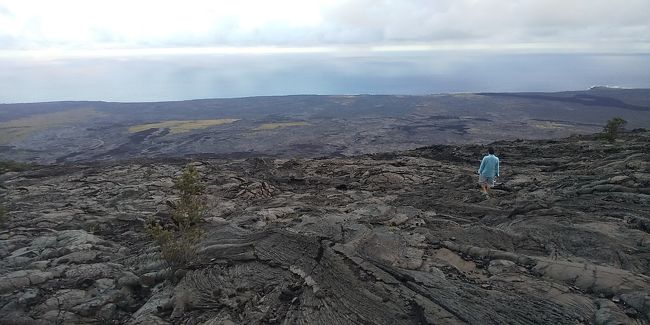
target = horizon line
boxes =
[2,42,650,60]
[2,86,649,105]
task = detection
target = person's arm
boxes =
[478,157,485,174]
[495,158,500,177]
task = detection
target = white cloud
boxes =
[0,0,648,54]
[321,0,650,44]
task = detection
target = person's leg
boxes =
[485,177,494,196]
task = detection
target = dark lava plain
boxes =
[2,88,650,164]
[1,131,649,324]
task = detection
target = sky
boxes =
[1,0,649,102]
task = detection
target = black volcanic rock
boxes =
[0,132,649,324]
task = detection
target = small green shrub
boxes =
[146,164,205,275]
[171,164,204,230]
[146,221,201,273]
[601,117,627,142]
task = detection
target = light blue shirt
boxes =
[478,154,499,178]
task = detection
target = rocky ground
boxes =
[1,131,649,324]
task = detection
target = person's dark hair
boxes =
[488,147,495,155]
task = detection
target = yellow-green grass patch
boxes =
[0,108,100,144]
[128,119,239,134]
[254,122,311,131]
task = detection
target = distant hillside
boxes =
[1,88,649,163]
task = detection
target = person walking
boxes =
[478,147,499,197]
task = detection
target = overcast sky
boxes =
[1,0,649,102]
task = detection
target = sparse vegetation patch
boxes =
[254,122,310,130]
[601,117,627,142]
[0,108,99,144]
[146,164,205,275]
[128,119,239,134]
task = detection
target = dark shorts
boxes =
[479,175,495,187]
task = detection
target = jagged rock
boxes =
[97,303,118,321]
[0,311,53,325]
[385,214,409,226]
[0,270,55,294]
[64,263,121,280]
[234,181,277,199]
[443,240,650,297]
[256,207,295,221]
[39,309,94,324]
[1,132,650,323]
[33,289,88,314]
[31,236,57,250]
[92,278,116,292]
[364,171,424,188]
[487,259,518,275]
[128,286,173,325]
[117,272,141,289]
[139,271,167,287]
[129,315,171,325]
[533,259,650,296]
[620,292,650,320]
[594,299,637,325]
[54,250,101,265]
[17,288,40,306]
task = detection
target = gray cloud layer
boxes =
[321,0,650,44]
[1,1,648,103]
[0,0,648,52]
